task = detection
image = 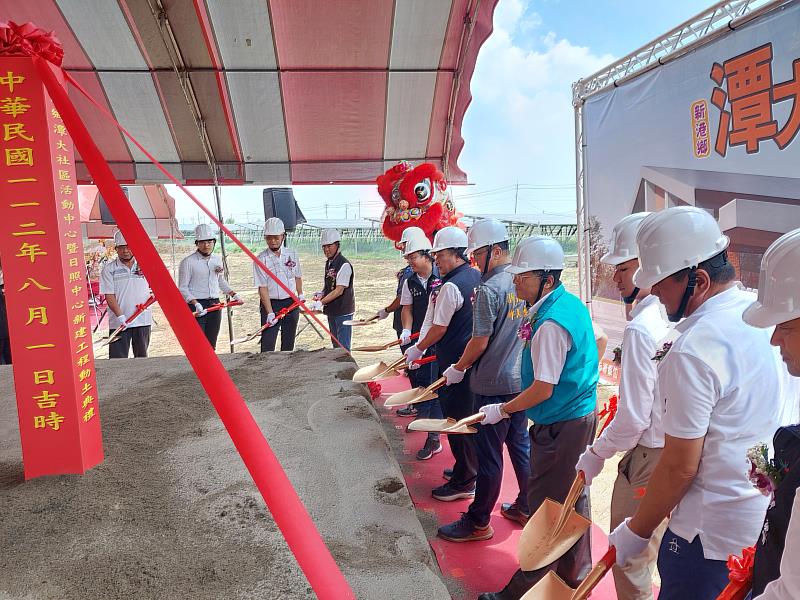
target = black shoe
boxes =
[500,502,530,526]
[416,438,443,460]
[442,467,454,480]
[432,481,475,502]
[396,406,417,418]
[438,513,494,542]
[477,594,502,600]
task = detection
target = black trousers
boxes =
[260,298,300,352]
[493,412,597,599]
[0,337,11,364]
[437,371,477,489]
[109,325,151,358]
[190,298,222,349]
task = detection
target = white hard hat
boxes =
[431,226,468,252]
[633,206,730,289]
[403,235,433,257]
[194,223,217,242]
[113,230,127,246]
[601,212,651,266]
[506,235,565,274]
[467,218,509,254]
[743,228,800,328]
[264,217,285,236]
[321,228,341,245]
[400,226,426,245]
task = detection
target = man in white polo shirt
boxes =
[178,224,241,349]
[742,228,800,599]
[254,217,304,352]
[576,213,669,600]
[609,206,784,599]
[99,230,153,358]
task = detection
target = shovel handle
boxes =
[443,411,486,432]
[385,331,421,349]
[551,471,586,540]
[424,376,447,394]
[571,547,616,599]
[412,355,437,367]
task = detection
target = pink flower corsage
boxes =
[517,320,533,342]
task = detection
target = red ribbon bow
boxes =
[597,394,618,436]
[0,21,64,66]
[727,546,755,583]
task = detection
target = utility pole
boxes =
[514,182,519,214]
[345,205,348,220]
[324,203,328,219]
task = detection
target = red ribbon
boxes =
[727,545,756,583]
[0,21,63,66]
[367,381,382,400]
[32,56,354,599]
[597,394,618,436]
[716,545,755,600]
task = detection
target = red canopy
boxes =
[1,0,498,185]
[78,185,182,240]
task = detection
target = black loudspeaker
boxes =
[99,187,129,224]
[263,188,306,232]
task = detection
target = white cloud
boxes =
[456,0,614,215]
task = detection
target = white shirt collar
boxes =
[674,285,742,334]
[530,289,554,314]
[629,293,659,320]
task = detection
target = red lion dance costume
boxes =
[376,161,461,244]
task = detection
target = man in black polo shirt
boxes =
[405,226,481,501]
[309,228,355,350]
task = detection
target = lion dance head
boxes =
[376,161,461,244]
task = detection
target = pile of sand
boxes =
[0,350,449,599]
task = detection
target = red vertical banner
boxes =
[0,56,103,479]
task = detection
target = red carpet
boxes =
[374,374,625,599]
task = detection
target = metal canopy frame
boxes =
[571,0,793,303]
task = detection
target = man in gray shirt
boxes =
[437,219,531,542]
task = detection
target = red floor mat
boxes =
[374,374,628,599]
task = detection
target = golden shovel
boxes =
[352,356,407,383]
[407,410,485,435]
[520,547,616,600]
[352,332,419,352]
[517,471,591,571]
[384,375,446,408]
[342,314,380,326]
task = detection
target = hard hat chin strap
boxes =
[533,271,551,305]
[482,244,495,276]
[623,287,640,305]
[669,267,697,322]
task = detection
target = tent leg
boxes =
[213,185,235,353]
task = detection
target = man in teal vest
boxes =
[477,235,599,600]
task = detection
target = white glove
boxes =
[297,293,305,302]
[400,329,412,345]
[479,403,508,425]
[230,293,242,303]
[443,365,466,386]
[609,519,651,567]
[576,446,606,486]
[193,302,207,317]
[309,300,324,312]
[266,312,277,327]
[404,344,424,366]
[117,313,129,325]
[376,308,390,320]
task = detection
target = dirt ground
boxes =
[0,351,449,600]
[112,250,619,536]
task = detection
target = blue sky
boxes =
[174,0,715,225]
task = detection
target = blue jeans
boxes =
[408,352,441,441]
[327,313,353,350]
[657,528,730,600]
[466,393,531,527]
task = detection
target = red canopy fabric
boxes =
[78,185,182,240]
[1,0,498,185]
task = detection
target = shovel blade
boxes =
[407,418,457,432]
[520,572,574,600]
[384,387,432,407]
[517,499,592,571]
[352,361,391,383]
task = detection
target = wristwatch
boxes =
[499,404,510,418]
